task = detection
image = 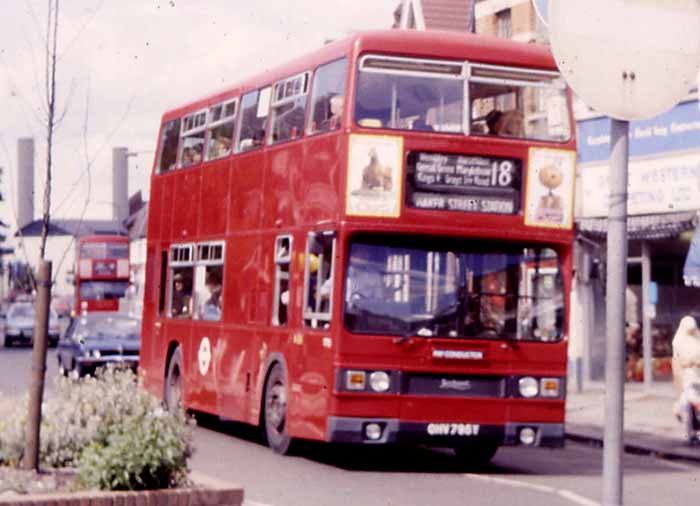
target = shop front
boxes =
[575,99,700,383]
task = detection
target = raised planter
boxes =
[0,472,243,506]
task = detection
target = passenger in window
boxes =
[182,147,194,167]
[322,94,344,130]
[200,270,223,321]
[171,273,192,317]
[211,135,232,158]
[486,109,524,137]
[191,144,203,164]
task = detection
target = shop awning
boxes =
[578,211,697,240]
[684,223,700,287]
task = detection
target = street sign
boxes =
[531,0,548,26]
[549,0,700,121]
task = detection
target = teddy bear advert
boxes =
[535,163,565,224]
[525,148,575,229]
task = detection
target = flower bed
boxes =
[0,367,195,492]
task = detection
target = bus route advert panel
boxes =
[405,151,522,216]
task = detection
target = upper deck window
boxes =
[156,118,181,173]
[237,87,272,153]
[354,55,571,142]
[179,109,207,168]
[470,64,570,142]
[308,58,348,135]
[205,99,237,161]
[270,72,310,144]
[355,55,465,133]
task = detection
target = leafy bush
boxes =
[0,366,193,490]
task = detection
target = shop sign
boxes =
[579,153,700,218]
[577,100,700,165]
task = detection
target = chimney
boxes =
[112,147,129,224]
[17,138,35,230]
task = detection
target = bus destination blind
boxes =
[407,152,521,215]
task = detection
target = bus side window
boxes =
[272,235,292,326]
[308,58,348,135]
[270,73,310,144]
[179,110,207,168]
[303,232,335,329]
[156,118,181,173]
[205,99,236,161]
[169,244,195,319]
[194,242,225,321]
[237,87,271,152]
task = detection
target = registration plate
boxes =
[426,423,480,436]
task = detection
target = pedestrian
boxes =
[671,315,700,445]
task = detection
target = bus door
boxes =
[288,231,336,439]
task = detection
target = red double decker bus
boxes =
[140,30,576,463]
[75,235,130,313]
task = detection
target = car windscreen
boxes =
[8,304,34,319]
[79,280,129,301]
[343,237,564,342]
[78,316,139,339]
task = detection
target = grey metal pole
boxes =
[603,119,629,506]
[641,241,652,392]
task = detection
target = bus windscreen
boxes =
[343,238,563,342]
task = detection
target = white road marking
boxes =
[245,501,278,506]
[465,473,600,506]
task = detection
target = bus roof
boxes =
[160,29,557,123]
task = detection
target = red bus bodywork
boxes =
[75,235,130,313]
[141,30,576,457]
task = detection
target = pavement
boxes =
[566,380,700,463]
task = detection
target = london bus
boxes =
[140,29,576,464]
[75,235,130,313]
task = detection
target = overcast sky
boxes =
[0,0,397,227]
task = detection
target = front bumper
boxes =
[76,356,139,366]
[327,416,565,447]
[6,332,59,342]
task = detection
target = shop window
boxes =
[156,118,181,173]
[206,99,237,161]
[237,87,272,152]
[308,58,348,135]
[272,235,292,326]
[303,231,336,329]
[270,72,310,144]
[169,244,194,319]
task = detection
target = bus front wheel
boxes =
[165,347,184,412]
[263,363,294,455]
[453,443,498,468]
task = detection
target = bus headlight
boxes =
[345,370,366,390]
[518,377,539,398]
[540,378,560,398]
[369,371,390,392]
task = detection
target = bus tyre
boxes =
[263,363,294,455]
[165,347,184,412]
[454,443,498,468]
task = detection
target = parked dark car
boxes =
[57,313,140,377]
[3,302,61,347]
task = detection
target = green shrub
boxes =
[0,366,193,490]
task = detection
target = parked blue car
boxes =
[57,313,140,377]
[3,302,61,347]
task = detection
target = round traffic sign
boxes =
[549,0,700,121]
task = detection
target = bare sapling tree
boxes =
[24,0,61,472]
